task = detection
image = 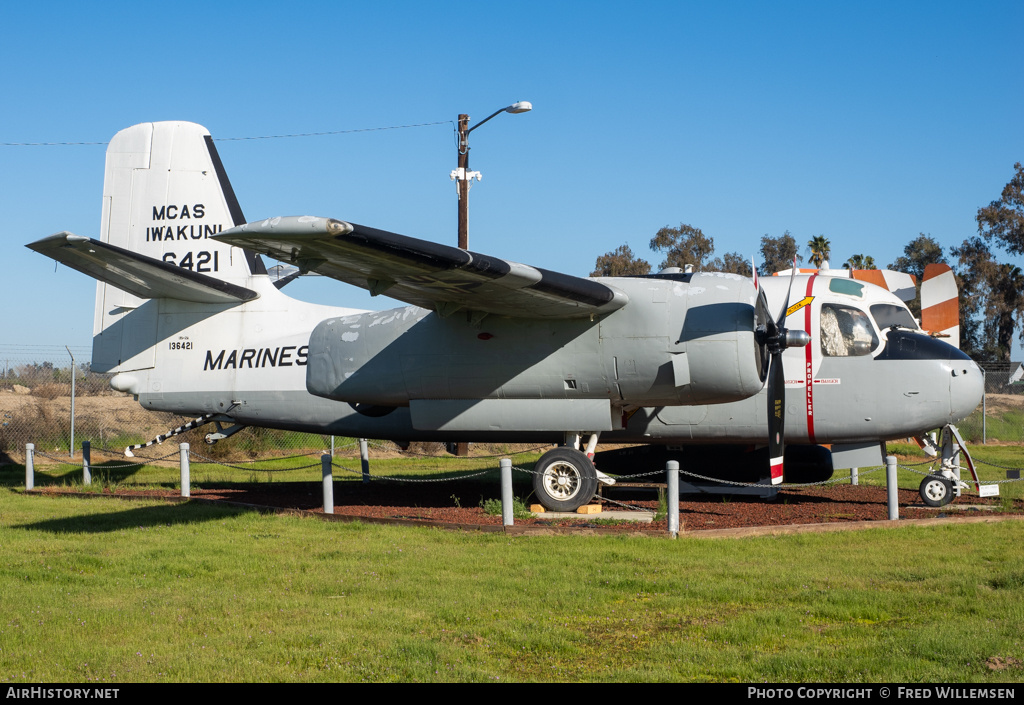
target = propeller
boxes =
[754,259,811,484]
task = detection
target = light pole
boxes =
[450,102,531,456]
[452,101,532,250]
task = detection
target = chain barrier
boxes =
[973,457,1024,474]
[593,494,653,513]
[32,449,180,470]
[905,463,1024,483]
[899,462,1024,485]
[365,439,552,459]
[26,440,1024,491]
[328,458,493,483]
[188,450,324,472]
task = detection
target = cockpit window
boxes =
[828,278,865,298]
[870,303,919,331]
[820,304,879,357]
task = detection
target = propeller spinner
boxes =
[755,261,811,484]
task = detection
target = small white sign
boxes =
[978,484,1000,497]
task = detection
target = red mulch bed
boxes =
[28,480,1024,535]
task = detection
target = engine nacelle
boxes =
[305,272,766,409]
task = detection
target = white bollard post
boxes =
[666,460,680,538]
[359,438,370,484]
[180,443,190,498]
[26,443,34,490]
[500,458,513,526]
[82,441,91,486]
[322,453,334,514]
[885,455,899,520]
[851,467,859,485]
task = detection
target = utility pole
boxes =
[449,102,531,457]
[456,113,471,250]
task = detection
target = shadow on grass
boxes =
[0,460,147,488]
[11,496,251,534]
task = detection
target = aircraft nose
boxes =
[949,359,984,422]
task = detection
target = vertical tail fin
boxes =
[921,263,960,348]
[94,122,264,372]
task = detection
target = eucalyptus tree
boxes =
[590,244,652,277]
[758,231,801,276]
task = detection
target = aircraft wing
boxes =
[215,216,629,319]
[26,232,258,304]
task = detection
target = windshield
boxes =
[820,304,879,357]
[870,303,919,331]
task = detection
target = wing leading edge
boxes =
[215,216,629,319]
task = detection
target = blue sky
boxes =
[3,1,1022,360]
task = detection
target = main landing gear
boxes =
[532,432,614,512]
[533,447,598,512]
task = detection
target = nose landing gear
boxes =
[919,474,954,507]
[917,424,991,507]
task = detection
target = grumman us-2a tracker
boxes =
[27,122,985,512]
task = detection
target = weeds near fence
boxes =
[479,495,534,519]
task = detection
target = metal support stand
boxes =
[180,443,190,498]
[321,453,334,514]
[885,455,898,520]
[500,458,513,526]
[82,441,91,486]
[26,443,34,490]
[359,438,370,484]
[666,460,680,538]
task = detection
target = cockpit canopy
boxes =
[819,299,920,358]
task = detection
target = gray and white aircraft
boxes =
[27,121,984,512]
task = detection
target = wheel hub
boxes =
[923,479,947,502]
[543,462,581,500]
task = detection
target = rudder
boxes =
[93,122,264,372]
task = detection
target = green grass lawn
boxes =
[3,453,1024,682]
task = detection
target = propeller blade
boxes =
[761,257,807,486]
[767,351,785,485]
[776,255,799,331]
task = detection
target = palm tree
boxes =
[807,235,831,268]
[843,254,876,270]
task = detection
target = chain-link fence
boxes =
[0,346,530,465]
[0,346,341,464]
[958,361,1024,444]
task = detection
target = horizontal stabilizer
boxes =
[215,216,628,319]
[27,232,258,304]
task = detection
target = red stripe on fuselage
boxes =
[803,275,817,443]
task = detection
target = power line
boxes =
[216,121,452,141]
[1,120,452,147]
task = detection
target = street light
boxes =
[452,101,532,250]
[450,102,531,456]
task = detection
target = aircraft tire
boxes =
[532,447,598,512]
[919,475,953,507]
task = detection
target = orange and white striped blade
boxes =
[850,269,917,302]
[775,267,918,302]
[921,263,959,348]
[770,456,784,484]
